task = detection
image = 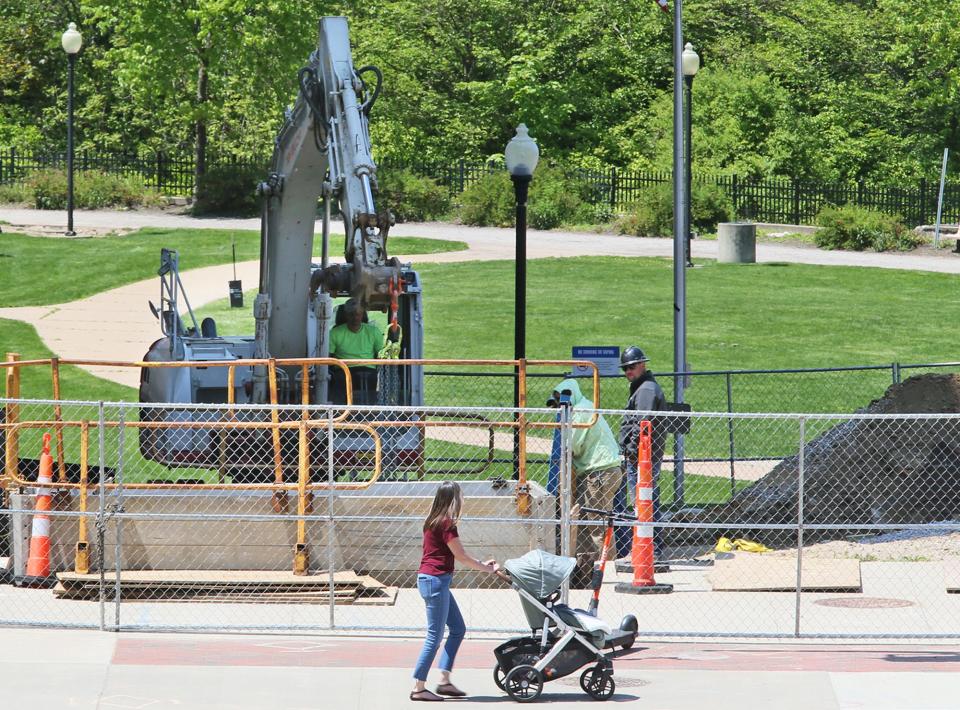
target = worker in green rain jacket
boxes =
[549,378,624,588]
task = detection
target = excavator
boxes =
[138,17,424,481]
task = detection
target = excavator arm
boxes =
[255,16,400,368]
[139,15,424,469]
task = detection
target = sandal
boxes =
[410,689,445,702]
[436,683,467,698]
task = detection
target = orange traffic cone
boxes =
[17,433,56,588]
[616,421,672,595]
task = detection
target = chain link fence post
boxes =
[97,401,107,631]
[794,415,805,638]
[113,407,125,630]
[725,372,736,495]
[327,408,336,630]
[558,400,573,604]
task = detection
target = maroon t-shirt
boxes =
[418,518,459,575]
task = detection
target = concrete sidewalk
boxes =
[1,627,958,709]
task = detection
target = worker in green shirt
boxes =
[549,378,623,588]
[330,299,383,363]
[328,299,397,404]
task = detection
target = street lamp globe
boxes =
[681,42,700,77]
[505,123,540,177]
[62,22,83,55]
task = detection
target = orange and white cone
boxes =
[17,433,56,588]
[616,421,672,595]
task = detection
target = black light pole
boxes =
[505,124,539,479]
[682,43,700,269]
[62,23,83,237]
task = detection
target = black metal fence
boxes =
[2,146,959,226]
[0,148,255,196]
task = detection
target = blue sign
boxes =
[571,346,620,377]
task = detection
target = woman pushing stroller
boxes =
[411,481,501,702]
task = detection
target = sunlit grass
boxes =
[0,227,465,306]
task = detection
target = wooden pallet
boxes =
[53,569,397,605]
[709,554,862,592]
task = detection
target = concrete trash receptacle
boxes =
[717,222,756,263]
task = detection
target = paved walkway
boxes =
[4,205,960,271]
[2,627,958,709]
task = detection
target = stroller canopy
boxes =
[504,549,576,599]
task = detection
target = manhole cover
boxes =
[814,597,915,609]
[559,676,649,688]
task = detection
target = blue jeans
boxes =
[613,460,663,559]
[413,573,466,681]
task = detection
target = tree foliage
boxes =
[1,0,958,182]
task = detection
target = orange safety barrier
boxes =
[17,432,56,588]
[616,420,672,595]
[3,353,602,519]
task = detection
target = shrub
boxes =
[526,164,592,230]
[615,183,672,237]
[691,182,734,235]
[458,164,593,229]
[615,182,734,237]
[28,170,68,210]
[814,205,919,252]
[458,171,514,227]
[0,182,31,205]
[586,201,616,226]
[25,169,163,210]
[193,162,264,216]
[377,169,450,222]
[76,171,161,208]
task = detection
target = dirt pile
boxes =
[686,374,960,545]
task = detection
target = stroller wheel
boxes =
[505,664,543,702]
[620,614,639,650]
[580,666,616,700]
[493,663,507,691]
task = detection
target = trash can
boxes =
[717,222,756,263]
[229,279,244,308]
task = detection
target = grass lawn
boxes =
[195,255,960,412]
[0,228,466,307]
[0,319,135,401]
[6,245,960,490]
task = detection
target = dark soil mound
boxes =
[683,374,960,546]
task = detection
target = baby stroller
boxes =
[494,549,638,702]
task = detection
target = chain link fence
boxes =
[5,398,960,639]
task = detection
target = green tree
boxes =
[346,0,525,162]
[880,0,960,175]
[83,1,330,184]
[0,0,957,188]
[0,1,89,150]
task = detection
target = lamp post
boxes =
[505,124,539,479]
[682,43,700,269]
[61,22,82,237]
[672,2,688,507]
